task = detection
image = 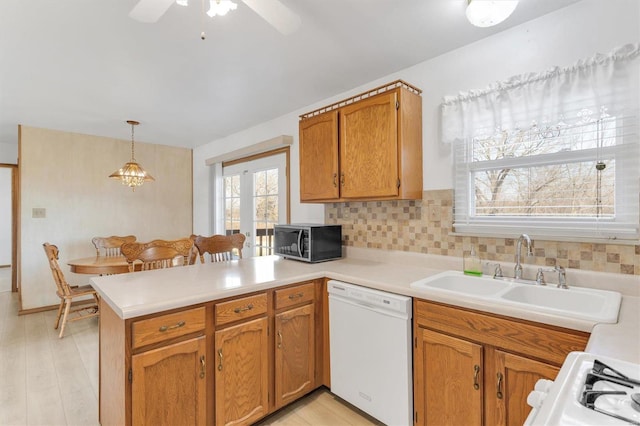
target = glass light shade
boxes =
[109,162,155,190]
[207,0,237,17]
[466,0,519,28]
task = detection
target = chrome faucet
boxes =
[514,234,533,280]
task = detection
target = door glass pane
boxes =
[224,175,241,236]
[253,168,278,256]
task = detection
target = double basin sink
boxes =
[410,271,622,323]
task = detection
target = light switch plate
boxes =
[32,207,46,218]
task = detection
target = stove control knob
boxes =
[527,390,547,409]
[534,379,554,393]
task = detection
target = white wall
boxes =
[193,0,640,233]
[0,167,11,265]
[0,142,18,164]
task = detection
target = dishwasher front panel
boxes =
[328,281,412,426]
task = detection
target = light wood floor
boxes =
[0,290,383,426]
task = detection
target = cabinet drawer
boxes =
[414,299,589,366]
[132,307,205,349]
[275,282,315,310]
[215,293,267,326]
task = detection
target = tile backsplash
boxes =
[325,189,640,276]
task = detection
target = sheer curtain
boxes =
[441,44,640,241]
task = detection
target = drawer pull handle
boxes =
[217,349,223,371]
[158,320,186,332]
[199,355,205,379]
[332,173,337,188]
[288,293,304,300]
[496,372,503,399]
[340,173,345,186]
[277,330,283,349]
[234,303,254,314]
[473,364,480,390]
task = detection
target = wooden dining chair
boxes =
[91,235,137,256]
[120,238,196,272]
[192,234,246,263]
[43,243,100,338]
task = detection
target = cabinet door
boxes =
[488,350,559,426]
[414,328,483,426]
[274,304,315,409]
[299,110,340,201]
[215,317,269,426]
[131,336,207,426]
[340,91,399,199]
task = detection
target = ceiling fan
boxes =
[129,0,302,35]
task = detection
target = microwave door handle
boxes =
[297,230,304,258]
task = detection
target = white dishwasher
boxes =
[327,280,413,426]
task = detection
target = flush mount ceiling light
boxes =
[466,0,519,28]
[109,120,155,191]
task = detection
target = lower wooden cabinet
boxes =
[415,328,483,426]
[214,316,269,426]
[274,303,315,409]
[131,336,207,426]
[413,299,588,426]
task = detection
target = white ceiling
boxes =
[0,0,580,149]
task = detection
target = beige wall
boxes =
[19,125,193,310]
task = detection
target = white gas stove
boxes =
[525,352,640,425]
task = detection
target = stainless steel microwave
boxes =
[274,224,342,263]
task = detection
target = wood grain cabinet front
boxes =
[413,300,588,426]
[214,316,269,426]
[299,81,423,202]
[274,299,316,409]
[131,336,207,426]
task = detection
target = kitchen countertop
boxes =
[91,247,640,364]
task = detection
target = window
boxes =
[443,44,640,241]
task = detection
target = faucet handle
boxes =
[488,263,503,278]
[535,268,547,286]
[554,266,568,289]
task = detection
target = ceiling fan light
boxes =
[207,0,237,17]
[176,0,188,6]
[466,0,519,28]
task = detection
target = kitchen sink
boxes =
[499,284,621,323]
[410,270,622,324]
[410,271,510,296]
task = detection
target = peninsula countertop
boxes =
[91,248,640,364]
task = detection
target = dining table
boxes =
[67,255,133,275]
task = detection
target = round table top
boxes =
[67,255,131,275]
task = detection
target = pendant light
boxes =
[109,120,155,191]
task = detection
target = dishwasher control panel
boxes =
[327,280,411,316]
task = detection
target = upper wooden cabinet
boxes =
[299,80,423,202]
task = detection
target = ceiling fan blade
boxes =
[129,0,176,23]
[241,0,301,35]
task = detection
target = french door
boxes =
[222,154,287,257]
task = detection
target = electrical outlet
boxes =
[32,207,46,218]
[427,205,440,222]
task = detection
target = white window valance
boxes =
[441,43,640,145]
[443,44,640,242]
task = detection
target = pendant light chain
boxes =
[131,122,136,161]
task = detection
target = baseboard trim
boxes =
[19,304,58,316]
[18,299,96,316]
